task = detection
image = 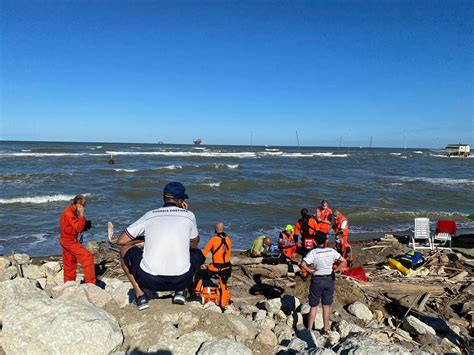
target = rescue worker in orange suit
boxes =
[333,210,353,268]
[200,222,232,284]
[316,200,333,238]
[294,208,319,280]
[278,224,297,275]
[59,195,96,284]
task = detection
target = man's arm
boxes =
[117,231,143,246]
[333,256,347,273]
[300,260,317,275]
[190,235,200,249]
[66,211,86,234]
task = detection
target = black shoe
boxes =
[173,290,187,305]
[136,294,149,311]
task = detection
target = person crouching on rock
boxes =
[300,231,346,335]
[117,182,205,310]
[59,194,96,284]
[200,222,232,284]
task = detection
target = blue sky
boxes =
[0,0,472,147]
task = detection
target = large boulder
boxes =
[331,320,364,338]
[198,339,252,355]
[402,315,436,336]
[256,328,278,347]
[1,297,123,354]
[53,282,113,308]
[334,337,414,355]
[288,337,308,352]
[274,323,294,344]
[12,253,31,265]
[42,261,62,275]
[101,277,133,308]
[227,315,258,341]
[0,266,18,282]
[0,278,47,322]
[148,331,214,354]
[0,256,12,269]
[347,302,373,322]
[262,298,282,314]
[177,311,200,332]
[22,264,47,280]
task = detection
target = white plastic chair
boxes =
[411,218,433,250]
[432,232,452,250]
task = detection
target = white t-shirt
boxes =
[303,248,342,276]
[125,206,199,276]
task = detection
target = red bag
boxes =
[343,266,368,282]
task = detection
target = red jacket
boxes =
[60,205,86,241]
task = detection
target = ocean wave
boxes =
[260,151,284,156]
[280,152,348,158]
[21,149,32,152]
[227,164,239,169]
[114,169,138,173]
[400,156,408,159]
[413,151,423,154]
[0,193,90,205]
[265,148,280,152]
[201,182,221,187]
[155,165,183,170]
[105,151,256,158]
[0,152,107,157]
[390,152,402,156]
[398,176,474,186]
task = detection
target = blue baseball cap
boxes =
[163,182,189,200]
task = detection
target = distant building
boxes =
[445,144,470,157]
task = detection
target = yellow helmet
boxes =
[285,224,294,233]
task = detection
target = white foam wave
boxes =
[413,151,423,154]
[156,165,182,170]
[203,182,221,187]
[21,149,32,152]
[114,169,138,173]
[193,147,207,150]
[0,193,90,205]
[280,152,348,158]
[96,146,103,149]
[0,152,107,157]
[260,151,284,156]
[106,151,256,158]
[390,183,404,186]
[400,156,408,159]
[227,164,239,169]
[390,152,402,156]
[398,176,474,186]
[265,148,280,152]
[431,154,473,159]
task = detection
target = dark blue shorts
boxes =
[309,275,335,306]
[124,246,205,292]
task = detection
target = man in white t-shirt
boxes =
[117,182,204,310]
[300,231,346,334]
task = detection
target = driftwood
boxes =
[416,293,431,312]
[362,245,390,250]
[359,281,445,296]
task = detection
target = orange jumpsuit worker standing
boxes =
[59,194,96,284]
[316,200,333,237]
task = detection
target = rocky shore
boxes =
[0,235,472,354]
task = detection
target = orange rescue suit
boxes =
[202,233,232,273]
[59,205,96,284]
[316,207,333,234]
[278,231,297,259]
[333,213,349,245]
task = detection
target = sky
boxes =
[0,0,472,148]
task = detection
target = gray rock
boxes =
[281,294,301,315]
[227,315,258,341]
[257,316,276,330]
[198,339,252,355]
[101,277,133,308]
[299,302,311,315]
[402,315,436,336]
[54,282,113,308]
[347,302,373,322]
[263,297,282,313]
[335,337,413,355]
[41,261,61,275]
[286,312,304,329]
[203,301,222,313]
[309,349,337,355]
[35,277,47,289]
[273,324,293,344]
[275,309,287,322]
[2,297,123,354]
[288,337,307,352]
[254,309,267,321]
[463,283,474,296]
[12,253,31,265]
[331,320,364,338]
[177,311,200,332]
[0,256,12,269]
[239,304,259,315]
[0,266,18,281]
[0,278,47,322]
[296,329,319,349]
[148,330,214,354]
[22,264,47,280]
[161,322,180,339]
[327,330,340,346]
[255,328,278,346]
[53,269,64,285]
[224,304,238,314]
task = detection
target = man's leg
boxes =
[120,244,145,297]
[72,243,96,284]
[307,305,318,330]
[322,305,331,332]
[61,244,78,283]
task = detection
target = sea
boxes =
[0,141,473,256]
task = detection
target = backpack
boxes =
[399,251,424,269]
